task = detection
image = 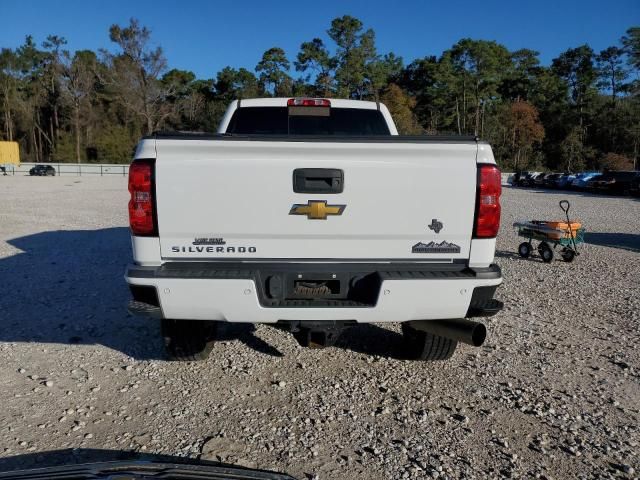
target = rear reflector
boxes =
[287,98,331,107]
[474,164,502,238]
[128,160,157,236]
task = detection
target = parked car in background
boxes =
[29,165,56,176]
[526,172,543,187]
[555,173,576,189]
[571,172,601,190]
[510,172,523,186]
[587,171,640,195]
[514,171,536,187]
[533,173,550,187]
[630,174,640,196]
[512,171,532,186]
[543,173,562,188]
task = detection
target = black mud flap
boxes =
[466,285,503,318]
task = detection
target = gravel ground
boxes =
[0,176,639,479]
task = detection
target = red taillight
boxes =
[128,160,157,236]
[287,98,331,107]
[474,164,502,238]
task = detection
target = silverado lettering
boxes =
[171,246,256,253]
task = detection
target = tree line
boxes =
[0,16,638,171]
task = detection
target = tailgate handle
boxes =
[293,168,344,194]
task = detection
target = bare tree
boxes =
[60,50,97,162]
[102,18,174,134]
[42,35,67,146]
[0,49,20,140]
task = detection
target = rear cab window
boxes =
[226,106,391,136]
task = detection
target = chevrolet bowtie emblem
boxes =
[289,200,346,220]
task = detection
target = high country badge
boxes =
[412,241,461,254]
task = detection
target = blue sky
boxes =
[1,0,638,79]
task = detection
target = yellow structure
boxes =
[0,141,20,165]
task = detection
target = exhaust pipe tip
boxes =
[470,322,487,347]
[408,318,487,347]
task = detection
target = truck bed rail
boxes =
[147,131,482,144]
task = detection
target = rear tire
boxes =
[561,248,576,262]
[161,319,218,361]
[401,323,458,361]
[538,242,554,263]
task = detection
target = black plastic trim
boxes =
[466,285,503,317]
[127,262,501,279]
[472,264,502,279]
[128,285,164,318]
[293,168,344,193]
[144,131,482,144]
[126,263,501,308]
[128,300,163,318]
[129,284,160,306]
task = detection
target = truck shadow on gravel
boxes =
[0,228,284,360]
[584,232,640,253]
[495,250,531,261]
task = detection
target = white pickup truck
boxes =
[125,98,503,361]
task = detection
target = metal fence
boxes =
[3,163,515,183]
[3,162,129,177]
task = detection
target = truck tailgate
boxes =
[154,139,478,261]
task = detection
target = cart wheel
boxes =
[518,242,532,258]
[561,248,576,262]
[538,242,554,263]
